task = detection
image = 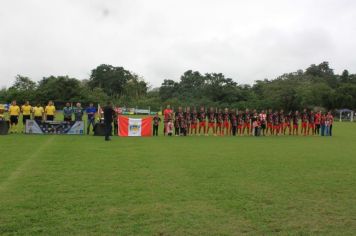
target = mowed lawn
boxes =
[0,123,355,235]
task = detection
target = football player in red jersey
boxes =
[198,106,207,136]
[266,108,273,135]
[216,108,224,136]
[272,111,280,135]
[283,112,292,135]
[190,108,198,135]
[163,105,173,136]
[292,111,300,135]
[221,108,230,136]
[230,109,238,136]
[184,106,192,135]
[279,110,285,135]
[301,108,308,136]
[259,110,267,136]
[207,107,216,136]
[237,110,244,136]
[307,110,315,135]
[243,109,251,136]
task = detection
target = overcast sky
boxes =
[1,0,356,88]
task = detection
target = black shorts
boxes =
[261,124,266,129]
[47,115,54,121]
[64,117,72,122]
[23,115,31,124]
[10,116,19,125]
[34,116,42,122]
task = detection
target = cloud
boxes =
[1,0,356,88]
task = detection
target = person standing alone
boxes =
[103,102,115,141]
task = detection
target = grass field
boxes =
[0,121,356,235]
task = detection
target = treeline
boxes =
[0,62,356,111]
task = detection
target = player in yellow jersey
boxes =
[45,100,56,121]
[21,101,32,132]
[0,104,5,120]
[8,100,20,133]
[33,104,44,122]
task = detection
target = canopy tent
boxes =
[336,109,354,122]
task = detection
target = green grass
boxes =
[0,122,356,235]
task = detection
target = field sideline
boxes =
[0,122,355,235]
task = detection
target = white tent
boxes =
[336,109,354,122]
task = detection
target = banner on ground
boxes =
[118,116,152,137]
[26,120,84,134]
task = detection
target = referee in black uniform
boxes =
[103,102,115,141]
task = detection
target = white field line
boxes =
[0,136,55,193]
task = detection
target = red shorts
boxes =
[191,124,197,129]
[267,123,273,129]
[284,123,291,128]
[223,121,229,128]
[238,125,243,129]
[302,122,307,128]
[273,125,280,129]
[208,122,215,128]
[199,121,206,127]
[293,124,298,129]
[216,123,222,127]
[243,123,250,128]
[308,123,315,129]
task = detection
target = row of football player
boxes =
[157,107,334,136]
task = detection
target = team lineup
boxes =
[159,105,334,137]
[2,100,334,137]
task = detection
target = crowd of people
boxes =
[1,100,97,134]
[157,105,334,137]
[0,100,335,137]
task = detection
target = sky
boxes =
[1,0,356,88]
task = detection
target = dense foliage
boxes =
[0,62,355,110]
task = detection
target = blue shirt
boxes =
[86,107,97,120]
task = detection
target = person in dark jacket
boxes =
[103,102,115,141]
